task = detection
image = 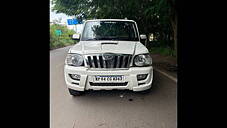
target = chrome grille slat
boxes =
[87,56,93,67]
[93,56,98,68]
[99,56,104,68]
[85,56,90,68]
[116,55,121,68]
[122,55,128,68]
[90,57,95,68]
[86,54,131,69]
[96,55,101,68]
[119,56,124,68]
[102,56,107,68]
[110,57,115,68]
[127,56,132,67]
[114,56,118,68]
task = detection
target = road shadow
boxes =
[67,71,176,128]
[70,71,169,104]
[83,72,161,97]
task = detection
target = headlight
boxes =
[134,54,152,66]
[66,53,84,66]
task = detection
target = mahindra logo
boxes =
[103,53,114,60]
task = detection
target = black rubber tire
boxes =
[68,88,84,96]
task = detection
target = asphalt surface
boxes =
[50,46,177,128]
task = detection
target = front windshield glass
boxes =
[81,21,139,41]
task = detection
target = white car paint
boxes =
[64,19,153,92]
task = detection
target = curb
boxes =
[154,68,177,83]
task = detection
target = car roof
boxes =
[85,19,136,22]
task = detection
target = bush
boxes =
[149,47,176,57]
[148,39,176,57]
[50,24,76,49]
[148,40,174,48]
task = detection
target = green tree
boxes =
[52,0,177,56]
[50,24,75,49]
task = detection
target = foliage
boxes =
[52,0,172,34]
[51,0,176,54]
[149,46,176,57]
[50,24,76,49]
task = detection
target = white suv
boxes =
[64,19,153,96]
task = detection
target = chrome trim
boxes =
[96,55,101,68]
[122,55,127,68]
[102,55,107,68]
[84,55,90,68]
[110,57,115,68]
[85,53,132,69]
[127,56,132,67]
[116,55,121,68]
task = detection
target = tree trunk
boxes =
[170,12,177,59]
[167,0,177,59]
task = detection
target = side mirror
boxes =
[140,34,147,40]
[72,33,80,40]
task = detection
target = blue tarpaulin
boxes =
[67,19,78,25]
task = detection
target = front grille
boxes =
[84,54,132,68]
[89,82,128,86]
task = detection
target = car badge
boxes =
[103,53,114,60]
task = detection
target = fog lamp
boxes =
[137,74,148,81]
[69,74,81,80]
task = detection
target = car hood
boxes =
[70,41,137,55]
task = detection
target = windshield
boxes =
[81,21,139,41]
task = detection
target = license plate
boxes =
[93,75,125,83]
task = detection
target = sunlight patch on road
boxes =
[56,63,64,68]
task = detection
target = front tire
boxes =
[68,88,84,96]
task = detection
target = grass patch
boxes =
[50,24,77,50]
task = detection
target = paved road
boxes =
[50,46,177,128]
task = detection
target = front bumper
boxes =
[64,65,153,92]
